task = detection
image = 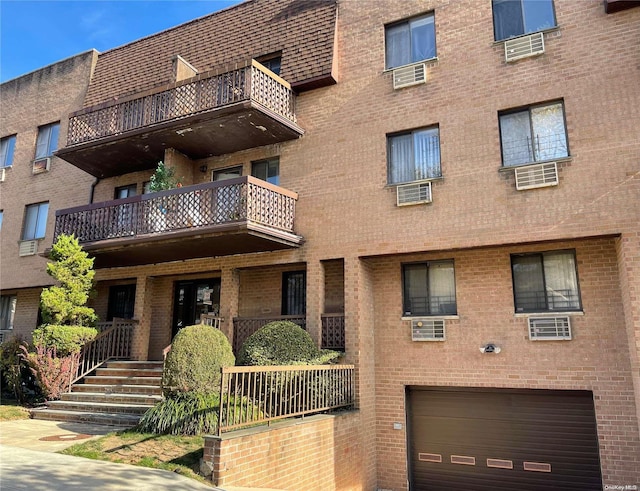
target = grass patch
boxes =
[0,401,30,421]
[60,431,211,485]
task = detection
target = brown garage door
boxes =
[407,387,602,491]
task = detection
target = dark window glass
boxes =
[402,261,456,316]
[388,127,440,184]
[282,271,306,316]
[107,285,136,321]
[0,295,17,330]
[259,57,281,75]
[0,135,16,167]
[35,122,60,159]
[212,166,242,181]
[252,158,280,185]
[22,202,48,240]
[493,0,556,41]
[115,184,137,199]
[511,251,581,312]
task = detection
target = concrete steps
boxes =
[31,360,164,427]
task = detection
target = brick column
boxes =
[131,275,154,361]
[343,255,377,489]
[220,266,240,348]
[305,259,324,348]
[616,234,640,432]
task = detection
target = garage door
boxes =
[407,387,602,491]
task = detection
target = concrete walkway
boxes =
[0,418,285,491]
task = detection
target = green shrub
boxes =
[162,324,235,396]
[237,321,340,366]
[136,392,220,435]
[0,336,42,403]
[31,325,98,357]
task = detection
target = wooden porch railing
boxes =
[70,318,136,387]
[66,60,295,146]
[54,176,298,245]
[217,364,355,435]
[232,315,306,353]
[321,313,345,351]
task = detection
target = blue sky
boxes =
[0,0,243,82]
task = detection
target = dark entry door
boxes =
[172,278,221,338]
[407,387,602,491]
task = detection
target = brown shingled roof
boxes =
[83,0,337,107]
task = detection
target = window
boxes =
[493,0,556,41]
[0,210,3,231]
[107,285,136,320]
[35,122,60,159]
[403,261,457,316]
[385,13,436,70]
[252,158,279,185]
[257,56,281,76]
[499,102,568,167]
[282,271,306,316]
[388,127,441,184]
[511,250,581,312]
[22,202,49,240]
[115,184,137,199]
[0,295,17,331]
[212,166,242,181]
[0,135,16,167]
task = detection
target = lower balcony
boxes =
[53,177,303,268]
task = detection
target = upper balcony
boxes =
[52,176,303,268]
[57,60,304,178]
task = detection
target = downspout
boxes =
[89,177,100,203]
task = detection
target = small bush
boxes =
[20,344,80,400]
[31,325,97,357]
[0,336,41,403]
[162,324,235,396]
[136,392,220,435]
[238,321,340,366]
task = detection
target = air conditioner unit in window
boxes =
[411,318,445,341]
[393,63,427,90]
[515,162,558,190]
[504,32,545,62]
[32,157,51,175]
[397,181,432,206]
[528,316,571,340]
[0,168,5,182]
[19,240,38,257]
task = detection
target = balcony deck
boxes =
[53,177,303,268]
[56,60,303,178]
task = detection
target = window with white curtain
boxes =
[22,202,49,240]
[403,261,456,316]
[492,0,556,41]
[388,127,441,185]
[0,295,17,331]
[385,13,436,70]
[499,101,568,167]
[511,250,581,312]
[35,122,60,159]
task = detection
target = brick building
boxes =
[2,0,639,489]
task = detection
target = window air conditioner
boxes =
[19,240,38,257]
[32,157,51,175]
[411,318,445,341]
[515,162,558,190]
[397,181,432,206]
[504,32,545,63]
[0,168,5,182]
[393,63,427,90]
[528,316,571,340]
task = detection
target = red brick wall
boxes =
[204,412,364,491]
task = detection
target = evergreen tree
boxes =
[40,234,97,326]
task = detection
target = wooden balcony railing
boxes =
[218,364,355,434]
[66,60,295,146]
[321,313,345,351]
[232,315,306,353]
[70,318,136,387]
[54,177,298,245]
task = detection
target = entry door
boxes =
[172,278,221,338]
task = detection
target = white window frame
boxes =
[22,202,49,241]
[385,12,436,70]
[0,135,16,168]
[387,126,441,185]
[35,122,60,159]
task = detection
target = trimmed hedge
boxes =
[162,324,235,396]
[237,321,340,366]
[31,325,98,356]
